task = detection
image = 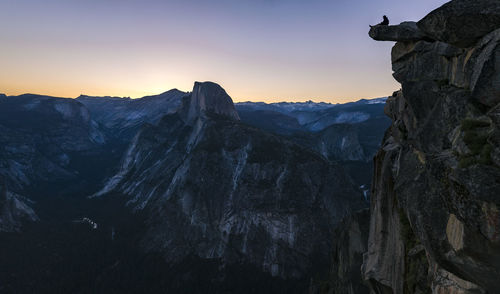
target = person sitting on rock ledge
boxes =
[370,15,389,27]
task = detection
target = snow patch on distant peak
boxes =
[270,101,335,112]
[365,97,388,104]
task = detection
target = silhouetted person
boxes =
[370,15,389,27]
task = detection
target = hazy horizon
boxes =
[1,0,447,103]
[1,83,389,104]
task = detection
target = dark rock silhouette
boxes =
[369,21,427,42]
[417,0,500,47]
[365,0,500,293]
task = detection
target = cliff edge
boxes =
[364,0,500,293]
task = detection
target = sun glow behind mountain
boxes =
[0,0,447,103]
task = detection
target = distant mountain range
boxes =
[0,83,387,293]
[235,98,391,191]
[236,97,387,132]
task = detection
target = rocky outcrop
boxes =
[179,81,240,124]
[370,0,500,49]
[310,209,371,294]
[369,22,428,42]
[95,82,366,281]
[417,0,500,48]
[364,1,500,293]
[0,182,38,232]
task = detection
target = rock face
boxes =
[237,99,390,199]
[179,81,240,124]
[417,0,500,48]
[287,124,368,163]
[0,94,107,194]
[364,1,500,293]
[96,82,366,280]
[316,124,366,161]
[76,89,186,139]
[0,182,38,232]
[238,109,305,135]
[310,209,371,294]
[370,0,500,49]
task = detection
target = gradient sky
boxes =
[0,0,448,103]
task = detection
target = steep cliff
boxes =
[76,89,186,140]
[310,209,371,294]
[0,94,109,196]
[95,81,366,284]
[0,182,38,232]
[364,1,500,293]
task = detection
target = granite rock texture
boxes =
[95,82,367,279]
[364,1,500,293]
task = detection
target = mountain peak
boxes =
[179,81,240,124]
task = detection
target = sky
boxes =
[0,0,448,103]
